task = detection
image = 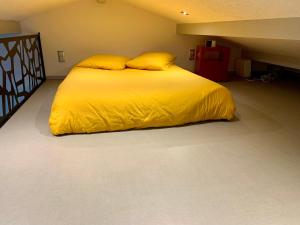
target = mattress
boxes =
[49,65,235,135]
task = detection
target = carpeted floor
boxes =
[0,79,300,225]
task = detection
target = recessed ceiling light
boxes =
[96,0,106,3]
[180,11,190,16]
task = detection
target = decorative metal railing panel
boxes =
[0,33,46,127]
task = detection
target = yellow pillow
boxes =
[126,52,176,70]
[77,54,129,70]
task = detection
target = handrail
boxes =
[0,33,40,41]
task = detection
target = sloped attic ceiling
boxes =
[2,0,300,22]
[124,0,300,69]
[123,0,300,23]
[0,0,80,20]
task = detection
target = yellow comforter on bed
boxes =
[49,65,235,135]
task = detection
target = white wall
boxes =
[0,20,20,34]
[21,0,203,77]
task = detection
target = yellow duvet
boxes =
[49,65,235,135]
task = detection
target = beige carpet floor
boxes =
[0,79,300,225]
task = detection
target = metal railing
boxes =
[0,33,46,127]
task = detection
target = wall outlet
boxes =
[189,49,196,60]
[57,51,65,62]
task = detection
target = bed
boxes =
[49,65,235,135]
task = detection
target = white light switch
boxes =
[189,49,196,61]
[57,51,65,62]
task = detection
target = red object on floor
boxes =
[195,45,230,82]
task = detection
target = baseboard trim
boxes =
[46,76,65,80]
